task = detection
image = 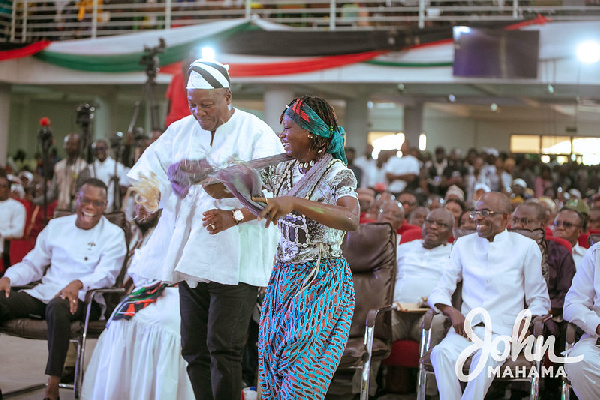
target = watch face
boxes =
[234,209,244,222]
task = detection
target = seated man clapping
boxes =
[0,178,127,400]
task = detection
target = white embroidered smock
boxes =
[260,159,357,264]
[127,111,282,287]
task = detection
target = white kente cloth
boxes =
[81,288,193,400]
[563,242,600,399]
[127,111,282,287]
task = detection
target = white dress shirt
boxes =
[0,198,26,253]
[89,157,129,212]
[4,215,126,303]
[385,155,420,193]
[572,243,586,271]
[394,239,451,304]
[564,242,600,338]
[428,230,550,336]
[128,111,283,287]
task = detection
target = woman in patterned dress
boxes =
[203,95,359,399]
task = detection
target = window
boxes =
[510,134,599,165]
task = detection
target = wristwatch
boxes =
[232,209,244,225]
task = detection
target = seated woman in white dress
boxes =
[82,208,195,400]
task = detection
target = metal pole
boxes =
[22,0,28,43]
[419,0,425,29]
[245,0,251,19]
[513,0,519,19]
[165,0,171,30]
[329,0,335,30]
[92,0,98,38]
[10,0,17,41]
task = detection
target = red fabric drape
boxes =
[0,41,51,62]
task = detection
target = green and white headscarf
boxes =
[284,99,347,165]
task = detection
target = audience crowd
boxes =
[2,139,600,399]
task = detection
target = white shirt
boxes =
[428,230,550,336]
[4,215,126,304]
[573,244,586,271]
[394,239,451,303]
[385,155,420,193]
[128,110,283,287]
[0,198,26,253]
[564,242,600,339]
[354,157,377,189]
[89,157,129,212]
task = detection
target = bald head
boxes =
[377,200,404,231]
[474,192,511,241]
[423,208,454,249]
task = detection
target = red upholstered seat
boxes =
[383,339,420,368]
[399,228,422,244]
[578,233,590,249]
[547,236,572,253]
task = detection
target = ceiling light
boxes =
[576,40,600,64]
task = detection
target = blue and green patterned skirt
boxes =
[258,257,355,399]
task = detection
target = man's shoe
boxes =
[60,366,75,384]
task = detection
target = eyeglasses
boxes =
[78,197,107,208]
[553,220,580,229]
[511,217,536,226]
[424,219,450,229]
[469,209,504,219]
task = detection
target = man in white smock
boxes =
[127,58,281,400]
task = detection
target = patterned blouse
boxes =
[260,159,358,264]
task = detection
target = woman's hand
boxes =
[202,209,236,234]
[253,196,296,228]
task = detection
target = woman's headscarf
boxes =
[284,99,347,165]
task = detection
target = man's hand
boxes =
[439,304,467,337]
[0,277,10,298]
[56,280,84,314]
[202,209,237,234]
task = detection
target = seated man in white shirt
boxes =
[563,242,600,399]
[553,208,586,269]
[392,208,454,345]
[0,174,26,271]
[428,192,550,400]
[0,178,127,400]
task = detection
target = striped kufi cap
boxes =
[187,59,231,90]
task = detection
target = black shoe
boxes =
[1,388,3,400]
[60,366,75,384]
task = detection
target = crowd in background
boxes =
[346,143,600,233]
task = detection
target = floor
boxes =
[0,335,98,400]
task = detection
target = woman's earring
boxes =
[318,149,324,153]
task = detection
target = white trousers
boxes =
[430,328,508,400]
[565,336,600,400]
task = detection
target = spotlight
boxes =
[490,103,498,112]
[576,40,600,64]
[201,47,215,61]
[547,84,555,94]
[448,94,456,103]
